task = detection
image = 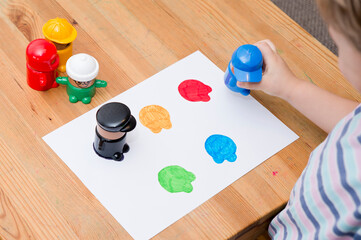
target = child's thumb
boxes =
[236,81,259,90]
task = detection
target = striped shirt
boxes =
[269,104,361,239]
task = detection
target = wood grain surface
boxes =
[0,0,359,239]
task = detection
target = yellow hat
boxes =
[42,17,77,44]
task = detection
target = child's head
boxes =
[317,0,361,91]
[317,0,361,50]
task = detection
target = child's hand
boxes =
[237,40,300,100]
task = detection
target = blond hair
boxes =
[317,0,361,51]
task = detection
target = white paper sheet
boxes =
[43,51,298,240]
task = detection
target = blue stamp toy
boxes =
[224,44,263,96]
[205,134,237,164]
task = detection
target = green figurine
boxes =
[56,53,107,104]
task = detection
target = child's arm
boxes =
[237,40,359,133]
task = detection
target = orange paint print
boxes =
[139,105,172,133]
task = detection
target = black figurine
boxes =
[93,102,136,161]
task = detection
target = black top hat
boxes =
[96,102,137,132]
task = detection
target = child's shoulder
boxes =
[269,103,361,239]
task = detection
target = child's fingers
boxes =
[254,40,277,63]
[255,39,277,52]
[254,40,278,74]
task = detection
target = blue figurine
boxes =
[224,44,263,96]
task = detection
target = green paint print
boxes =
[304,72,315,85]
[158,165,196,193]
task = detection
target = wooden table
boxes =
[0,0,360,239]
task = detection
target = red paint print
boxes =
[272,171,278,176]
[178,79,212,102]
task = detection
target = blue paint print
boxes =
[205,134,237,164]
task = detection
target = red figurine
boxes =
[26,39,59,91]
